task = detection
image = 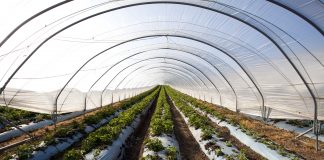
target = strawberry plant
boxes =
[64,149,84,160]
[166,146,177,160]
[144,138,165,152]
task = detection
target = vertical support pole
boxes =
[211,97,213,104]
[52,111,57,132]
[204,94,206,101]
[53,96,58,132]
[261,106,265,121]
[100,93,103,108]
[111,93,114,105]
[54,99,58,131]
[316,124,319,151]
[235,95,238,113]
[260,98,266,121]
[314,119,319,151]
[83,97,86,118]
[219,94,222,107]
[313,99,318,142]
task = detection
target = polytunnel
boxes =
[0,0,323,159]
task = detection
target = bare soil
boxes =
[167,95,209,160]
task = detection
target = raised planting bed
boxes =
[166,86,324,160]
[142,87,180,160]
[166,87,265,160]
[0,110,88,143]
[0,106,51,133]
[0,87,159,160]
[63,87,160,160]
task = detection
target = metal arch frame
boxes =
[84,47,211,94]
[70,50,211,111]
[54,33,259,116]
[114,65,204,90]
[121,64,207,89]
[0,1,268,120]
[100,70,194,106]
[123,65,206,100]
[96,57,213,105]
[115,47,239,110]
[0,1,298,110]
[171,42,262,105]
[133,80,161,90]
[155,47,239,110]
[2,1,320,104]
[211,0,321,118]
[116,67,204,101]
[0,1,317,133]
[52,31,316,123]
[118,71,192,100]
[94,59,208,109]
[115,66,203,90]
[82,46,238,110]
[95,56,222,109]
[120,63,208,89]
[135,69,197,88]
[266,0,324,36]
[129,72,194,88]
[137,70,195,88]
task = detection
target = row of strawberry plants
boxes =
[0,88,155,134]
[1,87,159,160]
[0,106,51,132]
[63,87,160,160]
[84,87,158,125]
[165,86,254,159]
[166,86,300,159]
[142,87,179,160]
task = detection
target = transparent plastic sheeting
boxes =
[0,0,323,120]
[0,87,153,114]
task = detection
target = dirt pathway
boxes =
[167,95,208,160]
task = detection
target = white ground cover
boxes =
[142,133,181,159]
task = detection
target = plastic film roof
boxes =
[0,0,323,120]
